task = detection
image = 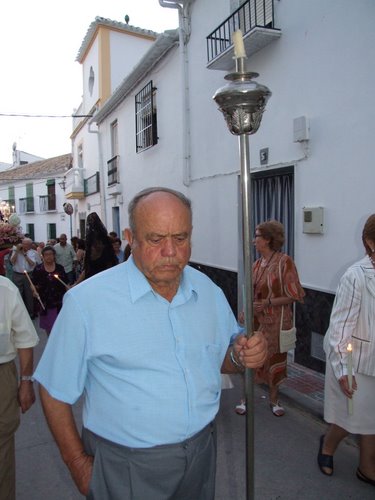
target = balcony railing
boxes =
[84,172,100,196]
[206,0,280,70]
[19,197,34,213]
[39,194,56,212]
[107,156,119,186]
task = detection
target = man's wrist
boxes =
[230,346,245,372]
[20,375,33,382]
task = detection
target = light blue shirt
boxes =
[34,257,240,447]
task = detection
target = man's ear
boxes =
[124,228,133,245]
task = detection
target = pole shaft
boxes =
[239,133,255,500]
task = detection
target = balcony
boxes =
[39,194,56,212]
[206,0,281,71]
[19,197,34,214]
[84,172,100,196]
[64,167,85,199]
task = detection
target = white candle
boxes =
[54,274,69,289]
[24,270,45,310]
[347,343,353,415]
[232,30,247,59]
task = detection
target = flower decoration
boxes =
[0,219,24,248]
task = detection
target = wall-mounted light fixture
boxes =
[58,178,66,191]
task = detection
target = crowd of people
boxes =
[1,220,132,335]
[0,191,374,498]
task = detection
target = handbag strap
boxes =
[279,257,284,330]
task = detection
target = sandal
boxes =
[270,401,285,417]
[317,435,334,476]
[235,400,246,415]
[356,468,375,486]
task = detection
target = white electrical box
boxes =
[303,207,324,234]
[293,116,309,142]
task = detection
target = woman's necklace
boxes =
[253,251,276,293]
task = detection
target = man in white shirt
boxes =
[0,276,39,500]
[10,238,40,318]
[54,234,76,285]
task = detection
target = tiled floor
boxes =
[286,362,325,403]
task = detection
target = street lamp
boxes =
[213,30,271,500]
[58,178,66,191]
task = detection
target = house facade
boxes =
[68,0,375,372]
[0,154,72,242]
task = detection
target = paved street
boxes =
[15,329,373,499]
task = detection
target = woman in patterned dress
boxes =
[235,220,305,416]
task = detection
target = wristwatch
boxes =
[20,375,33,382]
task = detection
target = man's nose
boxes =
[161,238,177,256]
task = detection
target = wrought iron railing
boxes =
[107,156,119,186]
[207,0,276,64]
[39,194,56,212]
[84,172,100,196]
[19,197,34,213]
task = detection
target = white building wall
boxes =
[110,31,157,92]
[98,44,183,235]
[82,38,99,113]
[75,0,374,295]
[0,180,70,242]
[184,0,375,292]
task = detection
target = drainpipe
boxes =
[159,1,191,186]
[88,121,108,226]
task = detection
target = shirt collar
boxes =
[127,256,198,304]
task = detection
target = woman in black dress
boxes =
[32,246,68,335]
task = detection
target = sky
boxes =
[0,1,178,164]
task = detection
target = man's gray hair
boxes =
[128,187,192,233]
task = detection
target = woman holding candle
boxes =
[318,214,375,486]
[32,246,68,335]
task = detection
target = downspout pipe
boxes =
[159,1,191,186]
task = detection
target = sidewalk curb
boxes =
[279,384,324,422]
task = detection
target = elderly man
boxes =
[54,234,76,285]
[34,187,267,500]
[0,276,39,500]
[10,237,40,318]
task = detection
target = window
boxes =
[135,81,158,153]
[26,224,35,241]
[107,121,119,186]
[77,144,83,169]
[47,223,56,240]
[8,186,15,210]
[88,66,95,96]
[111,120,118,158]
[25,183,34,212]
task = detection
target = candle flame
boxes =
[347,343,352,352]
[53,274,58,278]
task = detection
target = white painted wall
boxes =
[74,0,375,294]
[0,180,70,242]
[110,31,157,92]
[82,38,99,113]
[185,0,375,292]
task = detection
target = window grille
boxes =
[135,81,158,153]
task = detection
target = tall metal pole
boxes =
[239,132,255,500]
[213,30,271,500]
